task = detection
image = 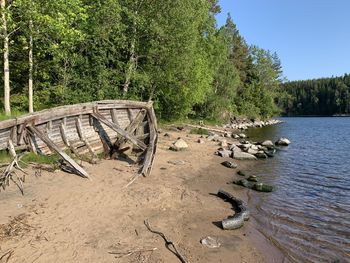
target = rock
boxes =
[238,133,246,138]
[170,138,188,151]
[221,161,238,169]
[237,170,246,176]
[261,140,274,147]
[229,144,238,151]
[232,134,240,139]
[232,151,257,160]
[207,134,219,141]
[247,175,258,182]
[252,183,274,192]
[217,149,232,158]
[255,152,268,159]
[219,140,228,147]
[247,148,258,155]
[168,160,186,165]
[224,132,232,138]
[200,236,221,248]
[264,149,276,157]
[250,144,259,150]
[275,138,291,146]
[197,138,205,144]
[234,179,249,187]
[164,133,171,137]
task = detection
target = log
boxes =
[7,139,16,157]
[26,125,90,179]
[91,111,147,151]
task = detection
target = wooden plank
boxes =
[75,117,96,157]
[114,109,147,149]
[91,111,147,151]
[59,123,70,147]
[26,125,90,179]
[136,133,149,140]
[141,107,158,176]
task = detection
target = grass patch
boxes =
[0,111,27,121]
[189,127,209,135]
[0,150,12,163]
[21,152,60,165]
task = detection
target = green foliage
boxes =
[279,74,350,116]
[0,1,284,121]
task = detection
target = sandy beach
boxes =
[0,126,287,263]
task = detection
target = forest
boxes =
[0,0,283,121]
[279,74,350,116]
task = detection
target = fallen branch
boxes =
[0,250,14,263]
[0,155,26,195]
[144,219,188,263]
[109,247,157,259]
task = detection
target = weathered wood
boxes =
[26,133,37,154]
[75,117,96,157]
[0,100,150,130]
[114,109,147,149]
[26,125,90,179]
[91,111,147,151]
[7,139,16,157]
[136,133,149,140]
[141,110,158,176]
[59,123,70,147]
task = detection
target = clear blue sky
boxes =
[216,0,350,81]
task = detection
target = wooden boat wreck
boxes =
[0,100,158,182]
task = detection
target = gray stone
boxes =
[221,161,238,169]
[238,133,246,138]
[247,148,258,155]
[197,138,205,144]
[255,152,268,159]
[217,149,232,158]
[232,151,257,160]
[261,140,274,147]
[275,138,291,146]
[170,138,188,151]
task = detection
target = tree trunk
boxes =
[123,9,138,95]
[28,20,33,113]
[1,0,10,115]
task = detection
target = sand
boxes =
[0,127,287,263]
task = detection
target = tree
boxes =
[1,0,10,115]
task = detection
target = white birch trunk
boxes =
[1,0,10,115]
[28,20,33,113]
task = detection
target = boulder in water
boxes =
[252,183,274,192]
[232,151,257,160]
[275,138,291,146]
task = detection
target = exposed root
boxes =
[0,155,27,195]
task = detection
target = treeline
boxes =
[0,0,283,120]
[279,74,350,116]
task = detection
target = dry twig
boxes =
[0,250,14,263]
[144,219,188,263]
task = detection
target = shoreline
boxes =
[0,125,287,262]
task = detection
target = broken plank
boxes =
[91,112,147,151]
[114,109,147,149]
[26,125,90,179]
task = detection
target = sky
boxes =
[216,0,350,81]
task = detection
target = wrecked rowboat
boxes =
[0,100,158,179]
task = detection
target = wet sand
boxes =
[0,127,287,262]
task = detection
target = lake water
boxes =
[245,117,350,263]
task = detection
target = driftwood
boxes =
[0,155,27,195]
[144,220,187,263]
[26,125,90,179]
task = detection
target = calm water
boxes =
[245,118,350,263]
